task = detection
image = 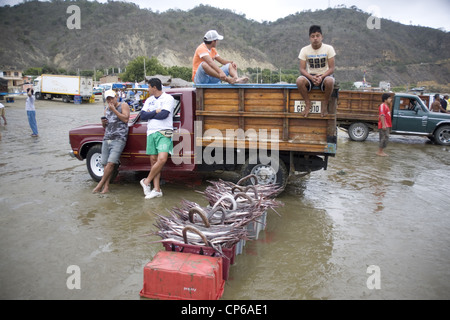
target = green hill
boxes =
[1,1,449,88]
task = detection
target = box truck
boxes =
[33,74,93,103]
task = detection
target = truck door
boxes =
[393,96,428,133]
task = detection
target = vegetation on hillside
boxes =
[2,0,450,87]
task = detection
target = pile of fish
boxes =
[151,174,283,257]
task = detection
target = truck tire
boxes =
[62,95,71,103]
[348,122,369,141]
[434,125,450,146]
[86,144,119,182]
[35,92,43,100]
[240,156,288,193]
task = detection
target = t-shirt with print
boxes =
[378,103,392,129]
[142,92,175,135]
[104,102,129,142]
[192,43,219,81]
[298,43,336,76]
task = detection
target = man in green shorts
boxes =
[139,78,175,199]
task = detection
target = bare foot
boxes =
[226,77,236,84]
[376,152,389,157]
[235,77,249,84]
[301,102,311,117]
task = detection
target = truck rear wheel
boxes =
[240,156,288,193]
[86,144,118,182]
[434,125,450,146]
[348,122,369,141]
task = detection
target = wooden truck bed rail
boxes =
[337,90,383,122]
[195,84,337,155]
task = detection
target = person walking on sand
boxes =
[139,78,175,200]
[92,90,130,194]
[26,88,38,137]
[377,93,393,157]
[296,25,336,117]
[192,30,248,85]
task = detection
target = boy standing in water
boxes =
[377,93,393,157]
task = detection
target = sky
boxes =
[1,0,449,31]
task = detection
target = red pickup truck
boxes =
[69,84,338,192]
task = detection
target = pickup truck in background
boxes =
[33,74,93,103]
[69,84,338,192]
[337,91,450,146]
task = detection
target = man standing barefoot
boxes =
[376,93,393,157]
[93,90,130,193]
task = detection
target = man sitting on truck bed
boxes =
[296,25,336,117]
[192,30,248,85]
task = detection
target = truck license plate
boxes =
[294,101,321,113]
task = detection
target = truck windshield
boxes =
[414,97,428,112]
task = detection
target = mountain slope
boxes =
[1,1,449,87]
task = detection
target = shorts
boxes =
[0,108,5,117]
[101,139,126,166]
[379,128,390,149]
[194,63,230,84]
[146,131,173,155]
[298,75,335,92]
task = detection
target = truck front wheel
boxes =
[86,144,118,182]
[240,156,288,193]
[434,125,450,146]
[348,122,369,141]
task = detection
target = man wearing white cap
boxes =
[192,30,248,85]
[92,89,130,194]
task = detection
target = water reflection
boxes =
[0,99,449,299]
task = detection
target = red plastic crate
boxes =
[140,251,225,300]
[162,241,235,280]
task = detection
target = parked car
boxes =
[93,87,103,95]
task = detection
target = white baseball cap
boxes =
[204,30,224,41]
[104,90,116,99]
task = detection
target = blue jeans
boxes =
[194,63,230,84]
[27,110,38,135]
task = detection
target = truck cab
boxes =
[392,93,450,145]
[392,94,430,133]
